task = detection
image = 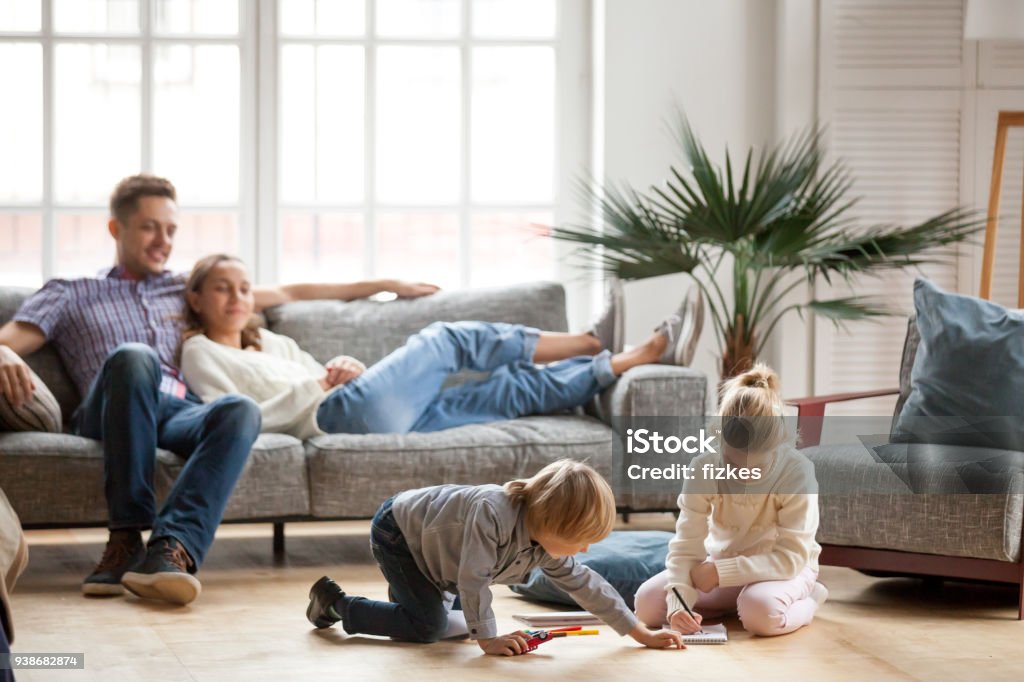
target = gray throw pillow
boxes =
[892,278,1024,451]
[0,368,62,433]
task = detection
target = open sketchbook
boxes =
[677,623,728,644]
[512,611,603,628]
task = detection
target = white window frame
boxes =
[0,0,255,282]
[1,0,591,301]
[254,0,592,294]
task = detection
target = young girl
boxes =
[177,254,701,438]
[634,364,827,637]
[306,460,685,655]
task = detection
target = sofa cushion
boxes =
[509,530,673,609]
[306,415,611,518]
[0,432,310,525]
[0,432,108,524]
[803,443,1024,562]
[155,433,310,520]
[263,281,568,367]
[893,278,1024,451]
[0,287,81,422]
[0,367,61,433]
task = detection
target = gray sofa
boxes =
[0,281,709,548]
[791,317,1024,618]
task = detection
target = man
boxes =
[0,174,437,605]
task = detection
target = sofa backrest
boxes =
[0,281,569,425]
[264,281,569,366]
[893,316,919,425]
[0,287,82,421]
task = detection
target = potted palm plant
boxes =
[551,114,983,379]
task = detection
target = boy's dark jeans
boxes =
[341,498,451,643]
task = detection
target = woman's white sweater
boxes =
[664,445,821,616]
[180,330,355,440]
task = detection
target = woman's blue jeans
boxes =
[315,321,615,434]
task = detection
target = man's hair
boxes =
[109,174,177,224]
[504,459,615,544]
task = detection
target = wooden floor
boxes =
[8,515,1023,682]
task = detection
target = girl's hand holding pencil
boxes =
[669,608,704,635]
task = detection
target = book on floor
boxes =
[512,611,603,627]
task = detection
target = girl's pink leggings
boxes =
[634,565,820,636]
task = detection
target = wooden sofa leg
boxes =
[273,522,285,559]
[1018,572,1023,621]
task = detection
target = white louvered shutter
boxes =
[822,0,966,88]
[816,0,970,420]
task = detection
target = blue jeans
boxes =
[315,321,616,434]
[338,497,451,642]
[73,344,261,567]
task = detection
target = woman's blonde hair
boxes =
[504,459,615,544]
[718,363,787,454]
[176,254,262,364]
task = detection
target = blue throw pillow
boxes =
[893,278,1024,451]
[508,530,672,609]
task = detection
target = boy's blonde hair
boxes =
[718,363,787,454]
[504,460,615,543]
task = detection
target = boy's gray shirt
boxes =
[391,483,638,640]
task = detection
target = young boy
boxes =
[306,460,684,656]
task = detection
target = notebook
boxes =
[512,611,603,628]
[679,623,728,644]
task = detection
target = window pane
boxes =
[0,0,40,31]
[376,0,460,38]
[0,44,42,202]
[472,0,555,38]
[472,47,554,202]
[280,0,364,36]
[165,212,239,273]
[377,47,460,204]
[54,0,138,33]
[376,213,459,289]
[55,44,141,203]
[155,0,238,35]
[281,45,364,203]
[280,212,365,283]
[469,213,554,288]
[55,214,113,278]
[0,214,42,287]
[153,45,239,203]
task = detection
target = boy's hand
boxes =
[478,631,532,656]
[669,608,703,635]
[630,623,685,649]
[690,561,719,593]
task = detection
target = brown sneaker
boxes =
[121,537,202,605]
[82,529,145,596]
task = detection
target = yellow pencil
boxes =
[550,629,599,637]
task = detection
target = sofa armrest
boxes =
[785,388,899,448]
[595,365,709,425]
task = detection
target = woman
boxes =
[178,254,701,439]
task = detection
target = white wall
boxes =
[593,0,781,391]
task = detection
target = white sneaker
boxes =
[587,279,624,353]
[655,287,704,366]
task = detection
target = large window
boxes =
[0,0,588,289]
